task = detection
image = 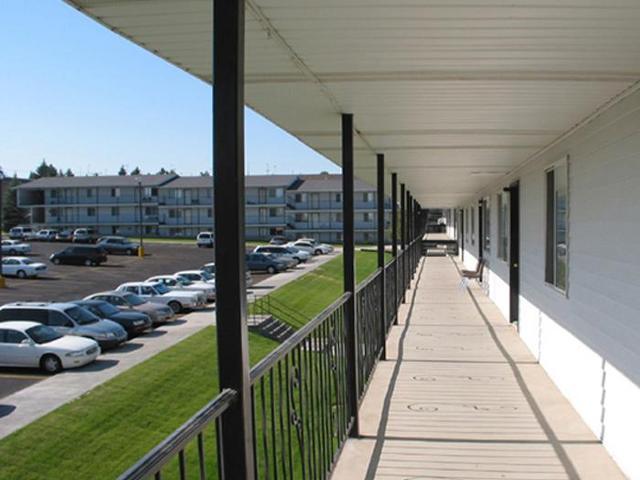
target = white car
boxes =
[34,229,58,241]
[176,269,216,285]
[0,321,100,373]
[1,257,48,278]
[116,281,206,313]
[289,239,333,255]
[146,274,216,302]
[1,239,32,255]
[196,232,214,248]
[201,263,253,288]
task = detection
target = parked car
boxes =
[175,269,216,285]
[285,246,312,263]
[55,230,74,242]
[196,232,214,248]
[1,239,31,255]
[289,239,333,255]
[0,303,127,350]
[34,229,58,241]
[200,263,253,287]
[299,238,334,253]
[245,253,288,274]
[269,235,288,246]
[72,300,152,338]
[96,236,140,255]
[0,321,100,373]
[49,245,108,266]
[8,226,33,240]
[253,245,299,268]
[116,282,205,313]
[147,274,216,302]
[1,257,48,278]
[85,291,174,326]
[72,228,99,244]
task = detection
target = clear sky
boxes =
[0,0,339,179]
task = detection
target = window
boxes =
[269,208,279,218]
[465,208,469,241]
[87,188,93,198]
[335,193,342,203]
[51,190,57,198]
[294,213,308,222]
[363,192,374,203]
[144,187,153,198]
[268,188,283,198]
[335,212,343,222]
[176,189,183,199]
[111,207,119,216]
[111,188,120,198]
[87,207,96,217]
[497,193,509,261]
[207,208,212,218]
[363,212,373,222]
[482,197,491,252]
[294,193,306,203]
[0,329,27,344]
[47,311,73,328]
[545,158,568,291]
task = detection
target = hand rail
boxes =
[117,388,238,480]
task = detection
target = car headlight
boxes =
[66,351,85,358]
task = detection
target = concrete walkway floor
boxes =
[0,251,340,440]
[333,256,624,480]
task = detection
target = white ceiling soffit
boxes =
[64,0,640,207]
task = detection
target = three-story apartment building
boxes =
[16,173,391,242]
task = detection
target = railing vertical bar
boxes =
[260,376,270,480]
[295,346,308,480]
[178,449,186,480]
[269,370,279,480]
[277,361,288,480]
[284,356,294,480]
[250,386,259,480]
[197,432,206,480]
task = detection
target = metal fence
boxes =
[119,238,424,480]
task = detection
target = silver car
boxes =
[0,302,127,350]
[85,291,175,326]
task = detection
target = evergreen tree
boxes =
[200,171,211,176]
[157,167,168,175]
[64,168,75,177]
[2,175,28,230]
[130,167,141,175]
[29,160,59,179]
[118,166,127,176]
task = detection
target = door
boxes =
[477,201,484,261]
[0,329,34,366]
[508,182,520,324]
[460,209,464,261]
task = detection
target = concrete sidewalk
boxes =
[0,251,339,440]
[332,255,624,479]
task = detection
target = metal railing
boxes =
[120,236,424,480]
[117,389,237,480]
[250,295,309,329]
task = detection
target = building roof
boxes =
[296,174,373,193]
[17,175,178,190]
[160,175,299,189]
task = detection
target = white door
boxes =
[0,329,37,367]
[1,258,20,276]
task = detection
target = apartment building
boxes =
[16,173,389,242]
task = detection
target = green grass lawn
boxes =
[0,250,388,479]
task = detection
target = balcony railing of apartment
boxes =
[118,237,422,480]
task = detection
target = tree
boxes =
[64,169,75,177]
[118,166,127,176]
[2,175,28,231]
[157,167,168,175]
[200,171,211,176]
[29,160,59,179]
[130,167,141,175]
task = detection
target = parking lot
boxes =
[0,240,338,411]
[0,241,270,305]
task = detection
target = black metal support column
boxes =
[376,154,386,360]
[391,173,398,324]
[342,113,359,437]
[213,1,254,478]
[400,183,406,302]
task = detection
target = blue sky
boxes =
[0,0,338,179]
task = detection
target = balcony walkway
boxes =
[333,255,624,479]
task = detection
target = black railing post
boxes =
[342,113,359,437]
[391,173,398,324]
[213,0,254,478]
[407,193,412,279]
[376,154,386,360]
[400,183,406,301]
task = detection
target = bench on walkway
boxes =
[460,258,485,286]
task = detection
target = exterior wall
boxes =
[452,88,640,478]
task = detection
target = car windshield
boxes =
[199,271,213,281]
[154,284,170,294]
[96,302,119,316]
[26,325,63,344]
[124,293,146,306]
[286,247,298,253]
[21,259,35,265]
[176,276,192,286]
[65,306,100,325]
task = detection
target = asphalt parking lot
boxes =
[0,240,273,400]
[0,241,269,304]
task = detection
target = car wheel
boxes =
[168,301,182,313]
[84,259,95,267]
[16,270,27,279]
[52,258,61,265]
[41,354,63,374]
[314,249,323,255]
[9,249,17,255]
[267,266,276,274]
[126,249,133,255]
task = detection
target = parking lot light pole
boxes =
[137,180,144,258]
